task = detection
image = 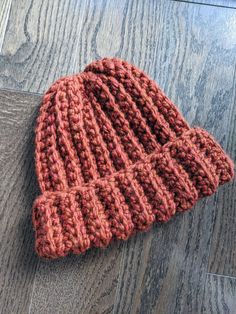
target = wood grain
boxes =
[0,0,109,93]
[208,70,236,277]
[0,90,40,313]
[202,274,236,313]
[175,0,236,9]
[0,0,235,313]
[0,0,12,51]
[29,243,124,314]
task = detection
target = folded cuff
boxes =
[32,128,234,259]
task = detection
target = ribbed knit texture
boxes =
[32,58,234,259]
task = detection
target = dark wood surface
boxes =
[202,274,236,313]
[0,90,40,313]
[208,95,236,277]
[0,0,235,313]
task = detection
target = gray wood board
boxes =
[0,90,41,312]
[0,0,235,94]
[202,274,236,313]
[208,76,236,277]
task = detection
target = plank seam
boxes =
[172,0,236,10]
[206,272,236,280]
[0,87,42,97]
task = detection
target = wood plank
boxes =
[175,0,236,9]
[29,244,124,313]
[202,273,236,313]
[0,90,41,312]
[1,0,235,94]
[0,0,87,92]
[0,0,12,51]
[0,0,128,93]
[208,70,236,277]
[27,1,236,314]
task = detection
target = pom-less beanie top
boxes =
[32,58,234,259]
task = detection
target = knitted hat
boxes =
[32,58,234,259]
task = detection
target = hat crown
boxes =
[35,58,189,193]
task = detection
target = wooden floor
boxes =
[0,0,235,313]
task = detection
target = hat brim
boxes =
[32,128,234,259]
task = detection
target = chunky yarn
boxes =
[32,58,234,259]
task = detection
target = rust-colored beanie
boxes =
[32,58,234,259]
